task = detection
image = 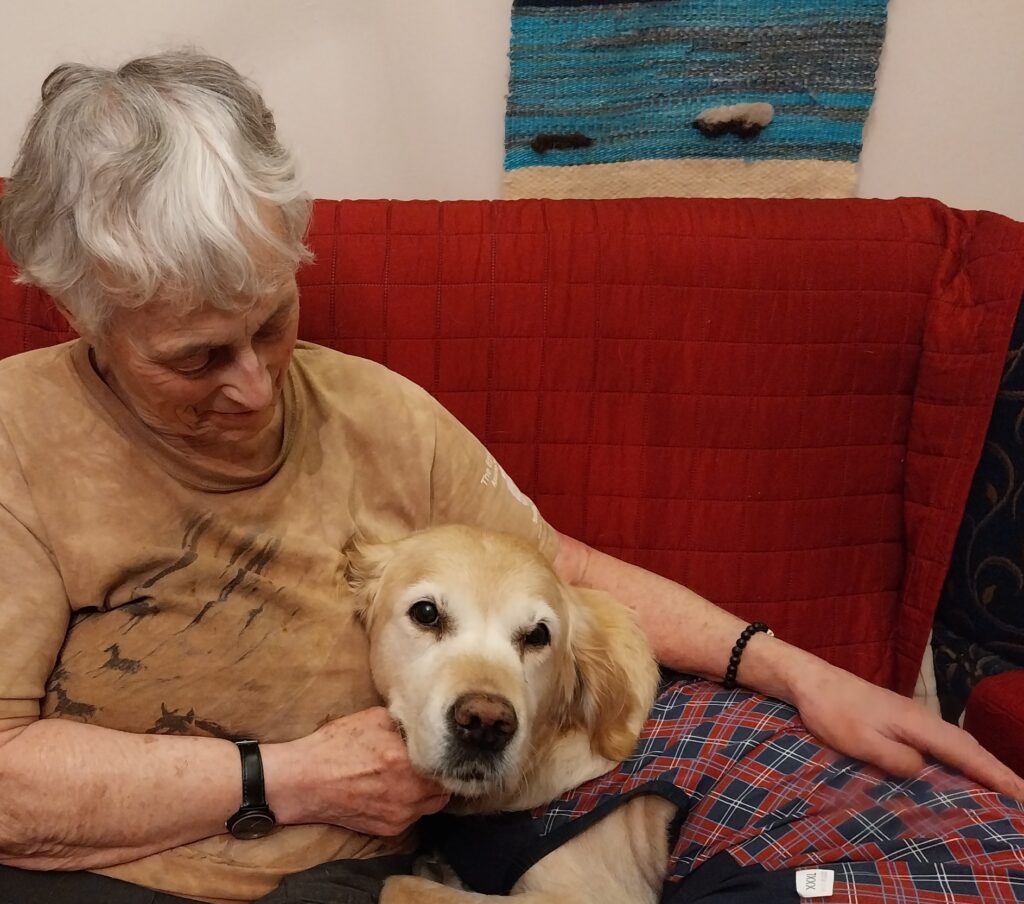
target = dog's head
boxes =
[344,525,657,801]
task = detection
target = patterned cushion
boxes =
[934,298,1024,720]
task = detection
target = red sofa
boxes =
[965,671,1024,776]
[2,196,1023,701]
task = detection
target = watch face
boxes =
[229,810,276,840]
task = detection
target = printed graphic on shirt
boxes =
[41,508,361,742]
[481,452,540,528]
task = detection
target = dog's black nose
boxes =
[449,693,518,753]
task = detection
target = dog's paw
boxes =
[381,874,457,903]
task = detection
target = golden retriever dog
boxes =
[345,524,668,904]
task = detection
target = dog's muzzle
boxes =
[437,692,519,787]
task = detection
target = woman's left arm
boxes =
[554,533,1024,801]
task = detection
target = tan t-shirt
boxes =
[0,339,556,902]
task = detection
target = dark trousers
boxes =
[0,853,809,904]
[0,855,414,904]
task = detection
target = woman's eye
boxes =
[523,622,551,648]
[172,353,213,376]
[408,600,440,627]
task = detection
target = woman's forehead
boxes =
[111,283,298,353]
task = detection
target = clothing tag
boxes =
[795,869,834,898]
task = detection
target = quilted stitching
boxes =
[2,195,1021,694]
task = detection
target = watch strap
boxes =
[237,739,269,809]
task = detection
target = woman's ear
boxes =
[53,301,87,338]
[560,587,659,762]
[342,533,396,625]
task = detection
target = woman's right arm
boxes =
[0,706,447,871]
[0,715,239,868]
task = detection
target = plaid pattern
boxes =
[533,679,1024,902]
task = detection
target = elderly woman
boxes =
[0,52,1020,904]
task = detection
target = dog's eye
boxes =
[408,600,440,627]
[523,622,551,648]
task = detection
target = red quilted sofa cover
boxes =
[2,194,1022,696]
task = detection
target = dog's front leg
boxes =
[381,875,467,903]
[381,875,579,904]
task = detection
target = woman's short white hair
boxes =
[0,50,313,335]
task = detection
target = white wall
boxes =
[859,0,1024,218]
[1,0,1022,219]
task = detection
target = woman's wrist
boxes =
[731,632,823,704]
[259,737,316,827]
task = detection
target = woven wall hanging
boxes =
[505,0,889,199]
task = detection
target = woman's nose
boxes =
[222,347,273,410]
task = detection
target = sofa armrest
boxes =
[963,670,1024,778]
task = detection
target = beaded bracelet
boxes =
[722,622,774,690]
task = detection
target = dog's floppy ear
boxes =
[342,533,397,625]
[560,587,658,763]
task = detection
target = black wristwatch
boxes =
[226,739,277,839]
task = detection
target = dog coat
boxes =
[429,676,1024,903]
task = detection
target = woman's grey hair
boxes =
[0,50,313,335]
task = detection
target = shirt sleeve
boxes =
[0,419,70,721]
[428,400,559,563]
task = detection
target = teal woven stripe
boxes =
[506,0,887,171]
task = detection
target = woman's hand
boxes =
[789,659,1024,801]
[264,707,450,836]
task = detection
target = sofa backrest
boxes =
[3,195,1022,694]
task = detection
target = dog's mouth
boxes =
[432,740,516,797]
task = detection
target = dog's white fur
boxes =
[345,525,671,904]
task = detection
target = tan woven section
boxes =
[504,158,857,200]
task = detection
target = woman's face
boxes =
[89,280,300,457]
